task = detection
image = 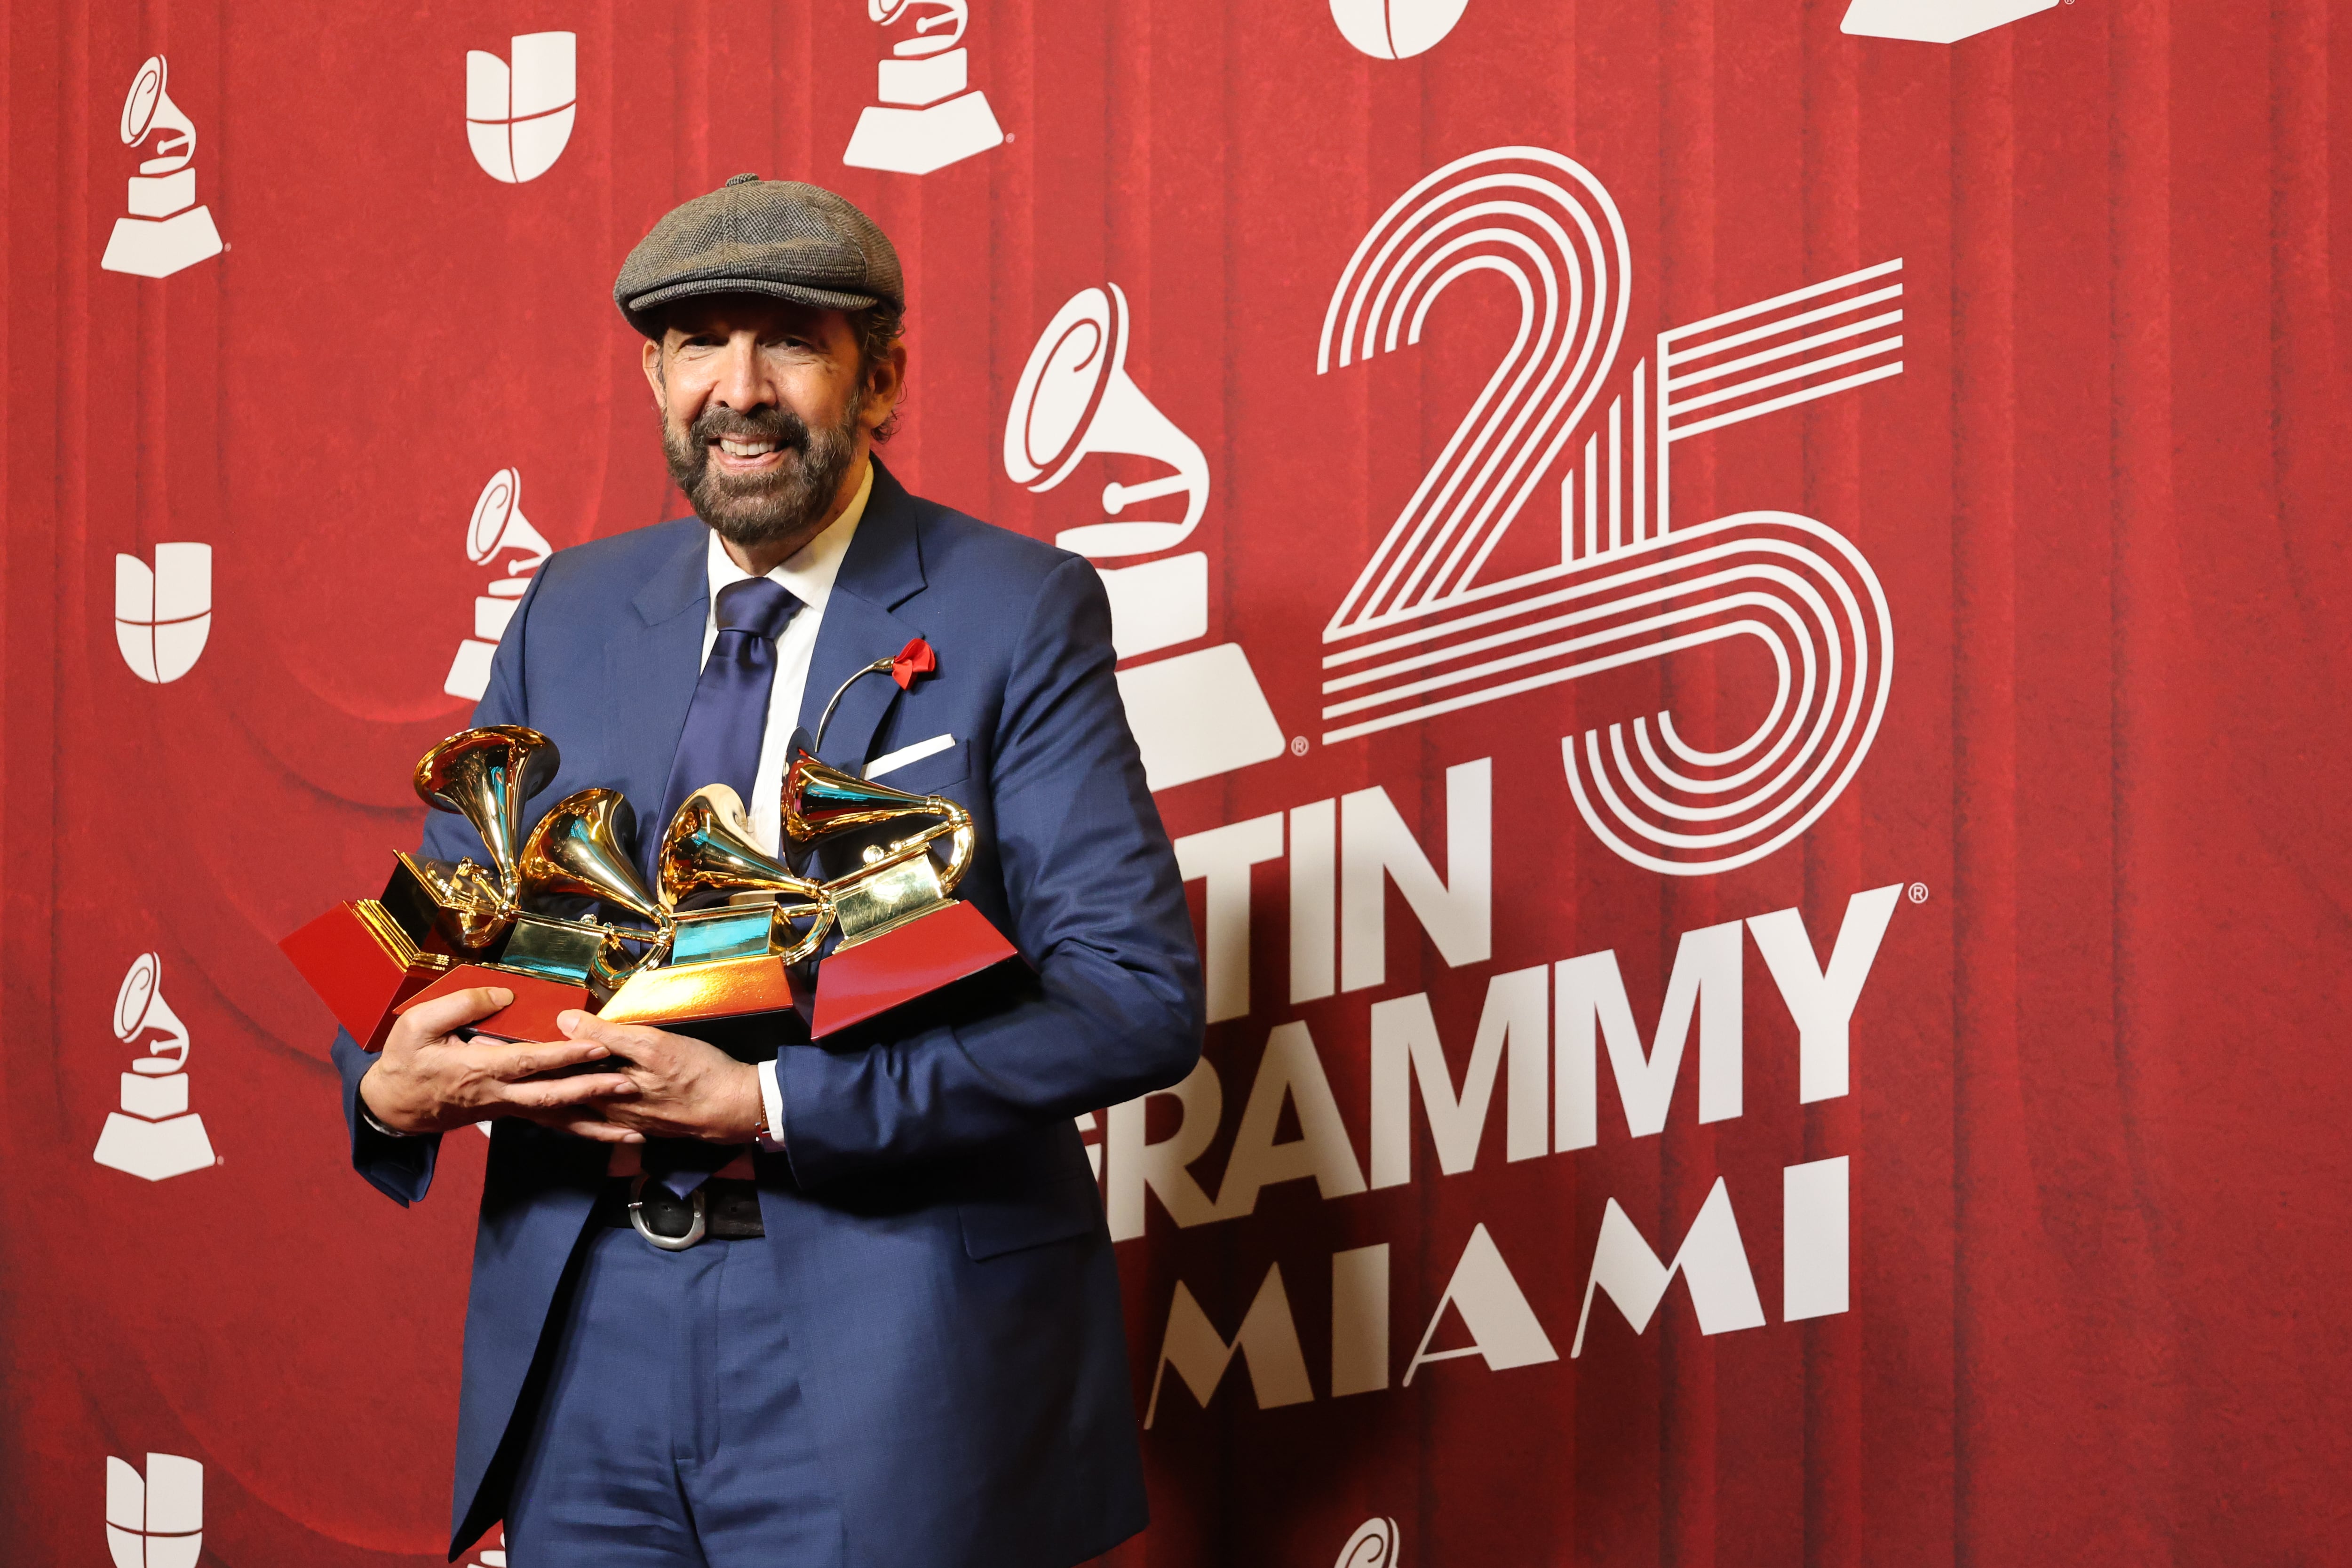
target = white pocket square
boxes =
[865,733,955,780]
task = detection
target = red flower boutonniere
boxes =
[891,637,938,691]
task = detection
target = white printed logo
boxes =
[1005,283,1284,792]
[105,1453,202,1568]
[444,469,552,701]
[842,1,1005,176]
[114,544,211,684]
[1318,148,1902,874]
[1329,0,1468,59]
[467,32,577,183]
[1335,1518,1402,1566]
[99,56,223,279]
[92,954,215,1183]
[1841,0,2057,42]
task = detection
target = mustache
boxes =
[689,405,810,450]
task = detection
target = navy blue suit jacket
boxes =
[331,463,1203,1565]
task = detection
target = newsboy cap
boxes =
[614,174,904,337]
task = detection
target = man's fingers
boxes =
[479,1037,615,1082]
[496,1074,641,1111]
[515,1109,645,1144]
[398,986,517,1042]
[558,1009,669,1057]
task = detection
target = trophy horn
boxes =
[658,784,835,966]
[660,784,826,910]
[412,724,561,894]
[782,751,977,898]
[516,788,670,933]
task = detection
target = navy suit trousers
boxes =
[508,1225,846,1568]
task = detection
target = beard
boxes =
[661,390,865,550]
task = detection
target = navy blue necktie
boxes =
[644,576,801,885]
[638,577,799,1192]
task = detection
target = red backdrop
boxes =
[6,1,2350,1564]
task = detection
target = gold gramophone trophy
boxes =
[782,750,1020,1036]
[279,727,832,1046]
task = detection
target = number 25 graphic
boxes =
[1318,147,1903,876]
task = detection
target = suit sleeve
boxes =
[333,569,549,1203]
[777,554,1206,1185]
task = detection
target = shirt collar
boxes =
[704,458,874,619]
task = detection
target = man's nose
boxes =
[710,336,767,412]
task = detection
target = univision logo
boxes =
[466,32,576,183]
[106,1452,202,1568]
[1327,0,1468,59]
[114,544,211,684]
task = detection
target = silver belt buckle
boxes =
[627,1173,707,1251]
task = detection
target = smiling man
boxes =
[334,176,1202,1568]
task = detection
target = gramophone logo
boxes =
[105,1452,202,1568]
[91,953,215,1183]
[1335,1517,1401,1567]
[114,544,211,685]
[1005,283,1285,793]
[1841,0,2057,41]
[98,56,223,279]
[444,468,553,701]
[1328,0,1468,59]
[841,0,1005,176]
[466,32,577,183]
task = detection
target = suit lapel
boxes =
[800,460,929,773]
[610,525,711,814]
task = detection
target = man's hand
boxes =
[554,1011,765,1144]
[358,987,645,1142]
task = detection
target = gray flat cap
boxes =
[614,174,904,337]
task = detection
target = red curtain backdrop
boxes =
[6,1,2349,1564]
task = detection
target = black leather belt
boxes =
[593,1175,765,1249]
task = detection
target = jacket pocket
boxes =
[958,1169,1105,1261]
[867,738,969,799]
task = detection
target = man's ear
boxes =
[642,337,667,410]
[861,340,908,434]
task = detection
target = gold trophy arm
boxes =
[588,923,675,994]
[771,895,836,966]
[814,797,973,901]
[932,797,977,894]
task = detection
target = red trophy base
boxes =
[278,901,443,1050]
[812,901,1021,1038]
[394,965,591,1044]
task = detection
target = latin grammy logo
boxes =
[114,543,211,685]
[1328,0,1468,59]
[841,0,1005,176]
[98,56,224,279]
[444,468,553,701]
[92,953,215,1184]
[1335,1517,1402,1568]
[1840,0,2056,41]
[1005,283,1284,793]
[106,1452,203,1568]
[466,32,577,183]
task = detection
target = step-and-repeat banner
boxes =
[5,0,2347,1563]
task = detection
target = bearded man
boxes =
[333,176,1202,1568]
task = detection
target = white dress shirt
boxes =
[708,459,872,1154]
